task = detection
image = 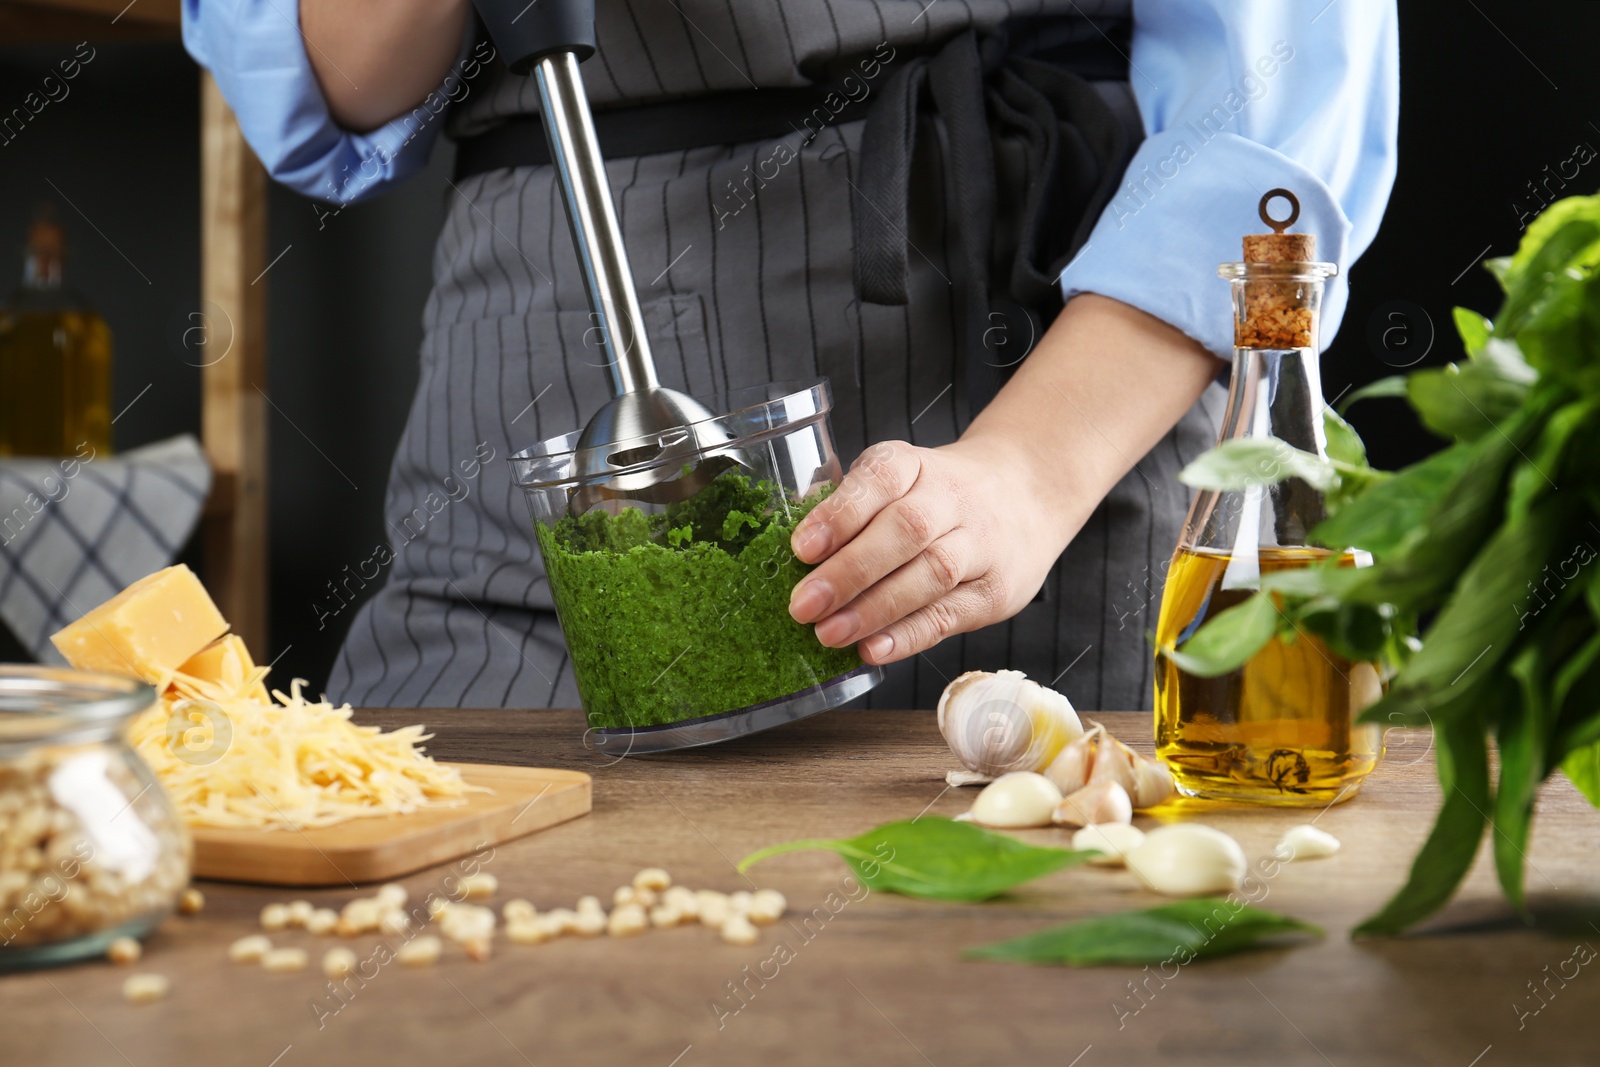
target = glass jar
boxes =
[0,666,190,970]
[1153,252,1384,806]
[511,378,884,753]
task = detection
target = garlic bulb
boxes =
[1051,780,1132,829]
[1273,824,1340,861]
[938,670,1083,780]
[1125,824,1246,897]
[1044,719,1174,810]
[1071,823,1146,867]
[969,772,1064,828]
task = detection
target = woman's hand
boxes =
[787,437,1068,665]
[788,294,1219,666]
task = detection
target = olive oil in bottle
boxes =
[1151,189,1383,806]
[1154,545,1381,803]
[0,209,113,457]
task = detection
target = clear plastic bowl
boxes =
[510,379,883,753]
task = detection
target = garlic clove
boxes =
[1125,824,1246,897]
[1273,824,1340,861]
[938,670,1083,778]
[968,772,1064,828]
[1051,780,1132,829]
[1087,735,1139,796]
[1129,755,1175,810]
[1071,823,1146,867]
[1043,723,1103,795]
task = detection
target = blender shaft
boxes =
[532,52,657,395]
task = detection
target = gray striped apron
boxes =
[327,0,1225,713]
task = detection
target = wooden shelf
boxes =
[3,2,271,658]
[0,0,179,41]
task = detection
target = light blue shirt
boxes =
[182,0,1397,359]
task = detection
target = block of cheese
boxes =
[176,634,269,701]
[50,565,229,684]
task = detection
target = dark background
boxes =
[0,0,1596,687]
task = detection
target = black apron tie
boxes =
[853,29,1139,428]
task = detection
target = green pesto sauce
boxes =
[535,471,863,730]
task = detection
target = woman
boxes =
[184,0,1397,711]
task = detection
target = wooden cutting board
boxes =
[190,763,591,886]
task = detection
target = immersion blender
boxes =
[471,0,745,512]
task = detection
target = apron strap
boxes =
[853,30,1140,427]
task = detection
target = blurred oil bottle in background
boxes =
[0,206,113,457]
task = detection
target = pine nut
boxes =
[106,936,141,964]
[322,947,356,979]
[720,915,759,946]
[633,868,672,891]
[397,935,442,967]
[459,873,498,900]
[306,908,339,936]
[122,973,169,1004]
[261,947,309,973]
[747,889,787,925]
[607,903,648,937]
[228,935,271,963]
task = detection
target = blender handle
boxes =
[470,0,659,396]
[471,0,596,72]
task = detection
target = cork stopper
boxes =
[22,205,64,289]
[1234,188,1316,350]
[1242,189,1315,263]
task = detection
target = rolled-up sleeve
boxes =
[1060,0,1399,357]
[182,0,456,204]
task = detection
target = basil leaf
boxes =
[737,819,1092,902]
[1517,267,1600,396]
[1561,742,1600,807]
[1312,443,1474,558]
[1453,306,1492,357]
[1355,698,1494,936]
[1365,395,1551,613]
[1337,375,1408,415]
[1323,405,1368,468]
[1295,602,1390,664]
[1552,630,1600,760]
[1406,362,1530,442]
[1259,562,1371,599]
[1495,203,1600,335]
[964,901,1322,967]
[1385,495,1573,708]
[1508,397,1596,522]
[1177,438,1339,493]
[1162,591,1284,679]
[1498,644,1555,911]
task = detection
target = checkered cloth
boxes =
[0,434,210,661]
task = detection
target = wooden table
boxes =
[3,709,1594,1066]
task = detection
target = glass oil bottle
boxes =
[1153,189,1382,805]
[0,207,113,457]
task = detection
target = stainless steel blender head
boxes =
[473,0,744,513]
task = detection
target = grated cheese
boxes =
[129,665,485,831]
